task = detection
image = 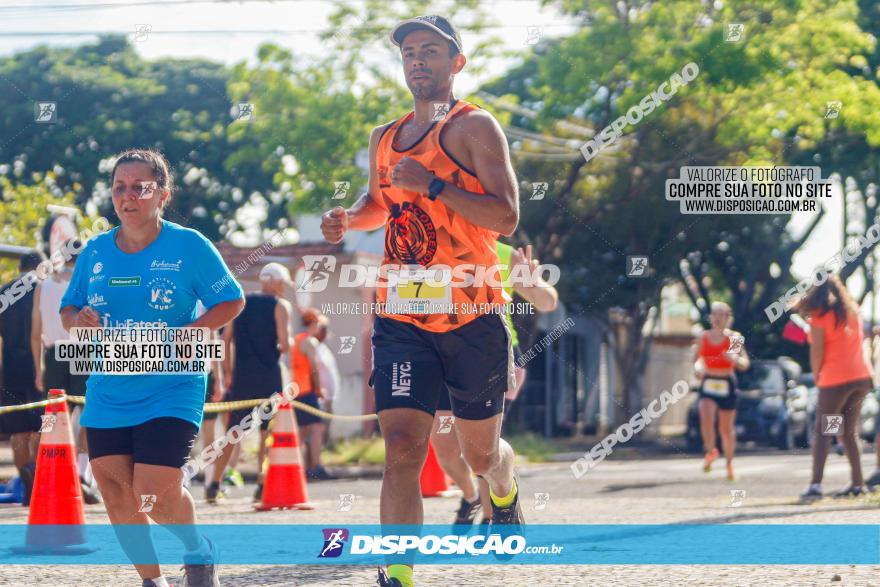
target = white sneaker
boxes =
[800,483,822,499]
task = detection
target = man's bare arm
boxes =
[275,298,292,354]
[390,111,519,235]
[222,322,235,389]
[448,112,519,235]
[31,283,44,390]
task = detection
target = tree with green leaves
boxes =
[0,174,77,283]
[0,36,278,241]
[479,0,880,421]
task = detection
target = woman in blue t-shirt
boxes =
[60,149,245,587]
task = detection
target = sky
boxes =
[0,0,576,94]
[0,0,856,310]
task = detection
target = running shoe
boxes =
[80,475,102,505]
[205,481,225,505]
[376,567,403,587]
[180,537,220,587]
[703,448,719,473]
[252,483,263,503]
[19,462,36,507]
[490,477,525,534]
[831,485,872,498]
[799,484,823,500]
[453,496,481,525]
[865,469,880,488]
[308,465,335,480]
[223,468,244,488]
[489,476,525,562]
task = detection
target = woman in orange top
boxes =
[693,302,750,480]
[797,275,874,499]
[292,309,332,480]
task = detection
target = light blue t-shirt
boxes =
[60,220,244,428]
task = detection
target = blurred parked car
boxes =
[686,358,811,451]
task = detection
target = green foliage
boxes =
[0,36,271,241]
[225,44,409,213]
[0,174,76,283]
[475,0,880,408]
[323,436,386,465]
[506,432,559,462]
[1,0,879,386]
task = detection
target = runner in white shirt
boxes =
[31,240,99,504]
[314,321,340,413]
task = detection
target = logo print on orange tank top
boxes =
[385,202,438,265]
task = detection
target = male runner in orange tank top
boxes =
[320,15,521,587]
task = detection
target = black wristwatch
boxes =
[428,178,446,201]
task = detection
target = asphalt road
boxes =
[1,449,879,586]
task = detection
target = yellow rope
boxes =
[0,394,377,421]
[0,396,66,414]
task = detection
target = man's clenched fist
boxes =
[321,206,349,244]
[391,156,433,193]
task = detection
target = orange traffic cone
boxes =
[256,399,313,511]
[420,441,450,497]
[16,389,93,554]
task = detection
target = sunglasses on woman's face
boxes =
[112,181,158,200]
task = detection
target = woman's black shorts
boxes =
[86,417,198,468]
[698,375,738,411]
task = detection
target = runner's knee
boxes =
[383,429,429,472]
[463,448,499,477]
[430,429,459,458]
[92,472,132,504]
[132,476,181,504]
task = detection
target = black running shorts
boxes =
[370,313,514,420]
[227,402,272,432]
[44,345,88,396]
[698,375,738,411]
[436,344,522,412]
[295,393,323,427]
[86,417,198,468]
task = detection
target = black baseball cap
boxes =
[391,15,463,54]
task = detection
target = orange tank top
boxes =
[374,100,504,332]
[291,332,314,396]
[699,332,735,370]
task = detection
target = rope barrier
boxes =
[0,394,378,421]
[0,397,65,414]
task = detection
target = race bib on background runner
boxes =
[702,378,731,398]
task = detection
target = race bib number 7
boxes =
[385,266,454,314]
